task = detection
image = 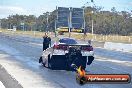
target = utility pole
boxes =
[91,11,94,35]
[46,12,49,32]
[54,6,57,37]
[55,19,57,37]
[68,8,72,38]
[83,7,86,41]
[33,17,37,36]
[91,1,94,39]
[83,8,86,32]
[0,19,1,30]
[84,0,94,38]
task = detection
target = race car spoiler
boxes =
[56,43,93,51]
[59,43,91,47]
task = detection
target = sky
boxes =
[0,0,132,18]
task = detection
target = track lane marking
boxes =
[95,55,132,67]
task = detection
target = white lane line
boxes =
[29,42,42,46]
[96,56,129,63]
[95,55,132,67]
[0,81,5,88]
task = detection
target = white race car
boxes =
[39,38,94,71]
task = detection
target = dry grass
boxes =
[1,29,46,38]
[64,32,132,43]
[1,29,131,43]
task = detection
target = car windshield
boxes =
[59,38,77,44]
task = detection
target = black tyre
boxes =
[48,54,52,69]
[79,77,87,85]
[87,56,94,65]
[39,56,42,63]
[76,75,86,85]
[39,56,46,67]
[48,62,52,69]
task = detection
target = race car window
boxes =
[59,39,77,44]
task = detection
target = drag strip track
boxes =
[0,64,22,88]
[0,32,42,44]
[0,33,132,88]
[95,48,132,61]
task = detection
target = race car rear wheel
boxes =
[87,56,94,65]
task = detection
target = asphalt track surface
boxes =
[0,33,132,88]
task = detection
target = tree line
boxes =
[0,6,132,36]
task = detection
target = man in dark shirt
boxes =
[43,33,51,51]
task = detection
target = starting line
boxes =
[0,81,5,88]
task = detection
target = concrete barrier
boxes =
[104,42,132,52]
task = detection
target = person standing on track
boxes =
[43,33,51,51]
